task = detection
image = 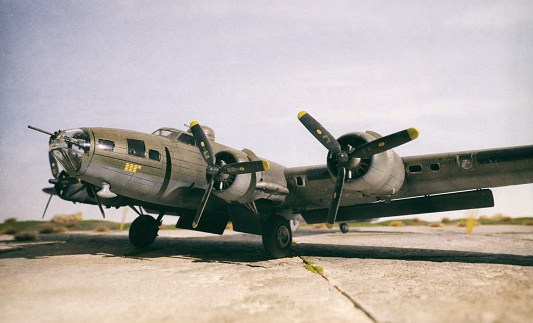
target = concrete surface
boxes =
[1,225,532,323]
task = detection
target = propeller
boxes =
[189,121,270,228]
[297,111,418,229]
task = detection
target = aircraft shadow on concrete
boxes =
[1,232,532,267]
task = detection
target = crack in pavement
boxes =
[293,250,378,323]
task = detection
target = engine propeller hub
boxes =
[298,111,418,229]
[189,121,270,228]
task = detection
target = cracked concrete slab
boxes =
[0,225,531,323]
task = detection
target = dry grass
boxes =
[524,221,533,226]
[4,217,17,223]
[54,226,68,233]
[94,226,109,232]
[429,222,444,227]
[313,223,327,229]
[14,232,37,241]
[0,226,18,235]
[412,218,422,223]
[479,213,514,223]
[441,217,450,224]
[389,221,404,227]
[52,212,83,227]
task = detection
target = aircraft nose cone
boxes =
[49,128,91,172]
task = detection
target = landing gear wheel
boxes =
[340,223,349,234]
[129,215,159,248]
[262,216,292,258]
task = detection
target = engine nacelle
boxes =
[210,149,256,203]
[210,149,289,205]
[327,131,405,196]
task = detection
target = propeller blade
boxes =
[190,121,215,166]
[42,194,54,219]
[298,111,342,154]
[326,166,346,229]
[220,160,270,175]
[88,186,106,219]
[351,128,419,158]
[49,152,60,179]
[192,176,215,228]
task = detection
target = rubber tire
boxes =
[262,216,292,258]
[129,215,159,248]
[340,223,349,234]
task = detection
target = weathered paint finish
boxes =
[285,145,533,211]
[401,145,533,198]
[46,123,533,229]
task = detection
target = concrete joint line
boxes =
[292,250,378,323]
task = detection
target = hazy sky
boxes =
[1,1,532,223]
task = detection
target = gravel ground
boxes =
[0,225,532,323]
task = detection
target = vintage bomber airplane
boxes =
[29,111,533,257]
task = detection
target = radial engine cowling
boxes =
[327,131,405,196]
[210,149,257,204]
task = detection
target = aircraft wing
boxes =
[295,145,533,224]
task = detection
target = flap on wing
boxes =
[301,189,494,224]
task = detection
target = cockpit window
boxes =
[177,133,195,146]
[152,128,180,140]
[127,139,146,158]
[153,129,174,137]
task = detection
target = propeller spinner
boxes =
[189,121,270,228]
[297,111,418,229]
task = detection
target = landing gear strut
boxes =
[262,216,292,258]
[129,215,160,248]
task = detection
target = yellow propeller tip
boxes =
[192,221,198,229]
[326,223,334,229]
[262,160,270,171]
[190,121,199,128]
[408,128,419,140]
[297,111,308,119]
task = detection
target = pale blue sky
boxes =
[1,1,532,223]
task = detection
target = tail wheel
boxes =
[340,223,349,233]
[129,215,159,248]
[262,216,292,258]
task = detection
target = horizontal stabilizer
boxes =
[301,189,494,224]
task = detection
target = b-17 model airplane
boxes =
[29,111,533,257]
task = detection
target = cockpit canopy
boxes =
[153,126,215,142]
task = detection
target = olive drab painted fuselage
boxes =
[60,127,289,213]
[41,122,533,233]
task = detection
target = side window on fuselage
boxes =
[127,139,146,158]
[98,139,115,151]
[149,149,161,161]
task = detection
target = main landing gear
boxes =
[128,210,294,258]
[129,210,165,248]
[262,216,292,258]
